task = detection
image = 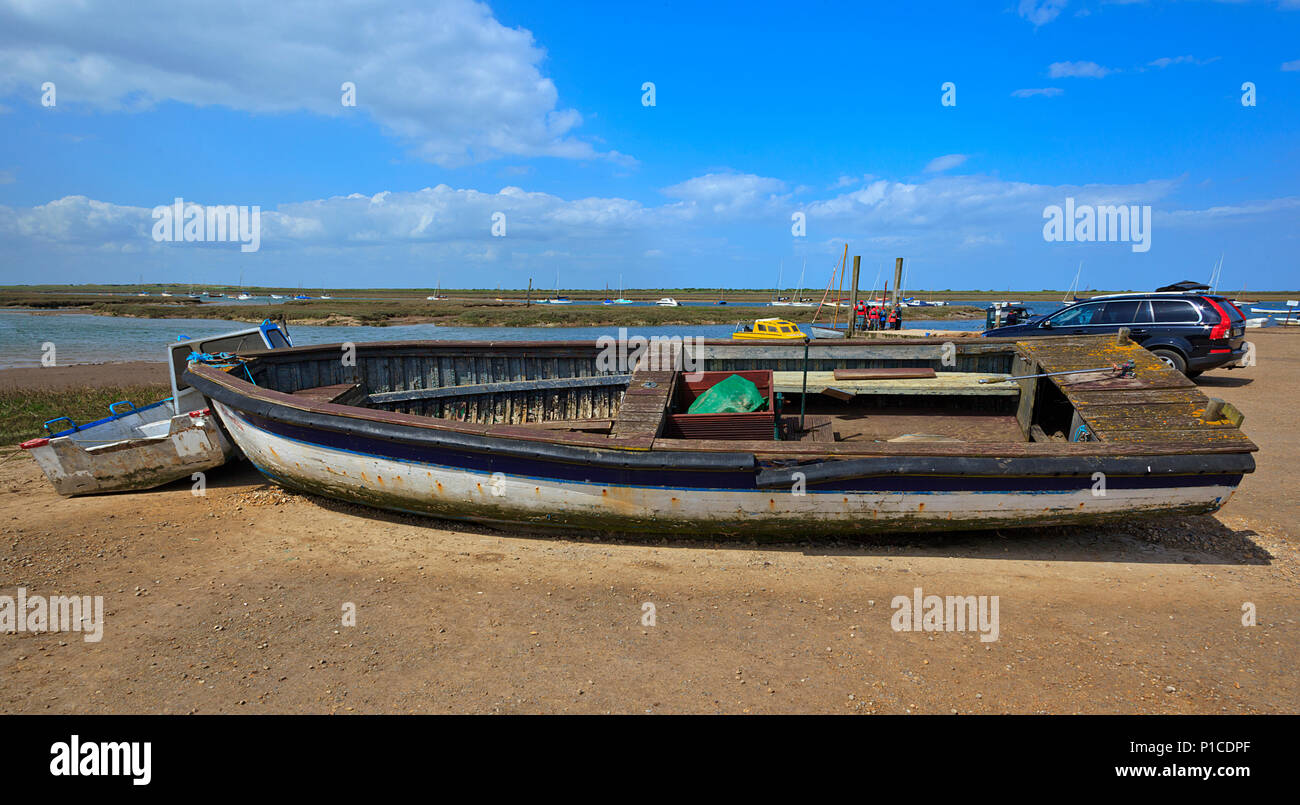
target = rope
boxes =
[188,351,257,384]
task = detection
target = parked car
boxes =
[983,292,1248,377]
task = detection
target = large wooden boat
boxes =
[184,334,1255,537]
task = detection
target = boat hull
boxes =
[211,399,1244,537]
[24,411,233,496]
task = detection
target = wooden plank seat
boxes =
[291,383,366,406]
[771,370,1018,397]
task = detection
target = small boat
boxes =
[985,302,1032,330]
[22,322,293,496]
[185,333,1255,537]
[611,276,634,305]
[236,293,254,300]
[293,294,311,300]
[1244,317,1270,328]
[320,294,333,300]
[160,292,173,297]
[545,297,573,304]
[270,294,284,300]
[732,318,807,340]
[656,297,680,307]
[810,325,847,339]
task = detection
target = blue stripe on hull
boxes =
[232,409,1240,496]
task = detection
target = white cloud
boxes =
[924,155,968,173]
[1159,197,1300,224]
[1049,61,1116,78]
[1018,0,1069,27]
[661,173,787,215]
[1148,55,1218,69]
[0,0,612,167]
[4,175,1297,284]
[828,174,876,190]
[1283,59,1300,71]
[1011,87,1064,98]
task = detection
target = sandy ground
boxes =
[1,333,1297,714]
[0,361,166,391]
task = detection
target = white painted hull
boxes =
[214,401,1235,535]
[25,411,233,496]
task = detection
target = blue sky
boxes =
[0,0,1297,291]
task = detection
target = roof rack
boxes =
[1155,280,1211,292]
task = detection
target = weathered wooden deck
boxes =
[1016,334,1255,448]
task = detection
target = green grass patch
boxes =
[0,384,172,445]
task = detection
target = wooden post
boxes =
[799,337,810,432]
[1203,398,1225,421]
[1116,327,1131,345]
[832,247,846,331]
[892,257,903,308]
[526,278,532,307]
[848,256,861,337]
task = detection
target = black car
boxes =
[983,292,1248,377]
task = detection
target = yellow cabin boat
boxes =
[732,318,807,340]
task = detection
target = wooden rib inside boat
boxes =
[183,333,1256,537]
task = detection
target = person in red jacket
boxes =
[854,300,867,330]
[888,306,901,330]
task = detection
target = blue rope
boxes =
[187,351,257,385]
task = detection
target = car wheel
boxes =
[1151,348,1188,374]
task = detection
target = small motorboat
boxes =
[732,318,807,340]
[22,322,293,496]
[656,297,680,307]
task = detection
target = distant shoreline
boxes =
[0,297,985,327]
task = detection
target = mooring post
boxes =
[1116,327,1131,345]
[800,337,810,433]
[526,278,532,307]
[848,256,861,337]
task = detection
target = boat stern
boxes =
[21,409,234,496]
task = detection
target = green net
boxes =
[686,374,766,414]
